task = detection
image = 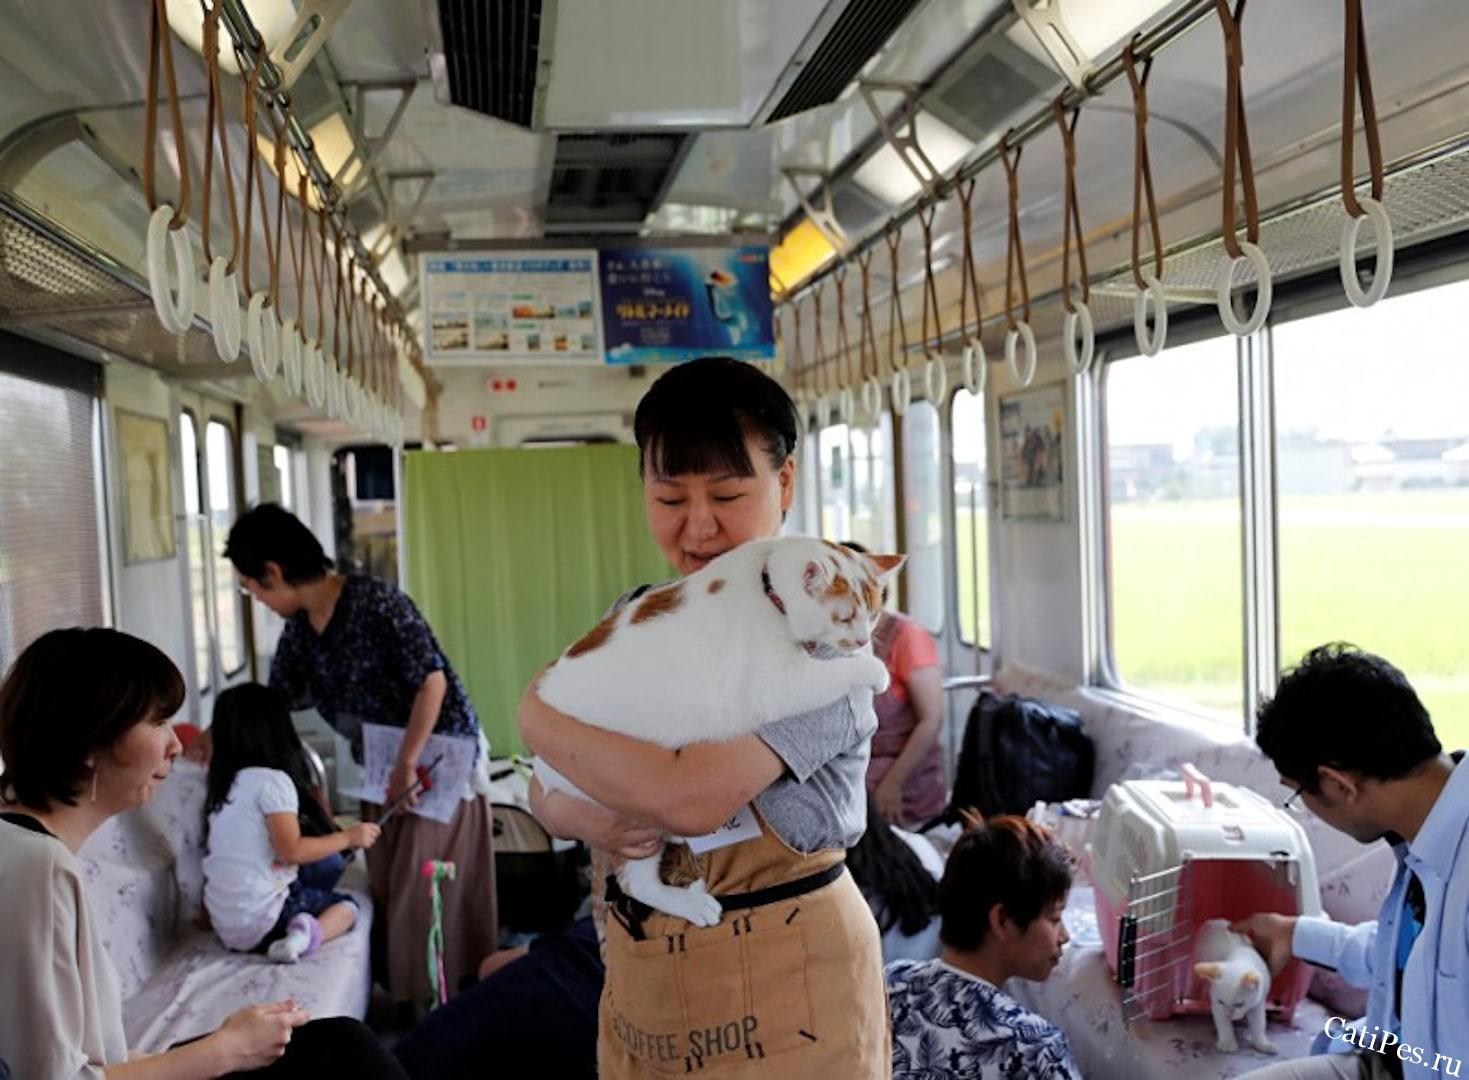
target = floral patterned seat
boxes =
[78,760,374,1053]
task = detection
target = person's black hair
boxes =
[938,816,1073,952]
[847,799,940,937]
[204,682,335,839]
[0,627,185,809]
[1256,642,1441,792]
[634,357,798,479]
[224,503,332,585]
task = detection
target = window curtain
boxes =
[403,444,670,756]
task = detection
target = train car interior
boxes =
[0,0,1466,1076]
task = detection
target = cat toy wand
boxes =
[377,753,444,827]
[422,859,457,1009]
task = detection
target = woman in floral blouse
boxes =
[887,816,1083,1079]
[227,504,495,1012]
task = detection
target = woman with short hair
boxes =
[0,626,406,1078]
[225,504,496,1009]
[519,357,891,1077]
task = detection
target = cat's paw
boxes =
[860,655,890,693]
[1215,1035,1239,1054]
[1249,1037,1278,1056]
[670,879,723,928]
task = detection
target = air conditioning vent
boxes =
[545,132,688,230]
[767,0,925,124]
[926,32,1061,141]
[432,0,544,128]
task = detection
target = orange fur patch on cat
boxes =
[860,575,881,612]
[632,583,685,623]
[567,613,617,657]
[824,573,853,598]
[706,579,726,594]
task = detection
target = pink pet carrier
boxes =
[1085,765,1322,1024]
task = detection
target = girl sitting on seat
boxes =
[204,683,380,963]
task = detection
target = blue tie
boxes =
[1394,870,1426,1027]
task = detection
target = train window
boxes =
[1103,337,1244,716]
[179,412,211,695]
[792,433,820,536]
[1273,281,1469,747]
[848,413,897,560]
[901,400,944,634]
[272,444,294,510]
[0,368,104,671]
[818,421,852,539]
[951,388,990,649]
[205,419,246,677]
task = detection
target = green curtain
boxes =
[403,444,670,756]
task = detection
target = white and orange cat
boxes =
[536,536,904,926]
[1193,918,1277,1054]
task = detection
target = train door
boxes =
[176,392,251,724]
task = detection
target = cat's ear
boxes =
[1194,963,1223,981]
[803,560,830,596]
[862,553,906,582]
[1241,971,1261,990]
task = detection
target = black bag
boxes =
[942,690,1095,822]
[493,803,588,934]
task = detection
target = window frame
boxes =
[948,384,991,650]
[205,415,248,680]
[1088,249,1469,733]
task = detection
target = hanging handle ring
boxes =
[1005,322,1038,388]
[1062,302,1095,376]
[923,355,947,404]
[1217,241,1273,337]
[1339,196,1393,308]
[961,338,987,396]
[860,376,883,421]
[208,257,242,361]
[837,385,855,425]
[147,205,197,335]
[890,367,912,416]
[1134,274,1168,357]
[246,291,281,381]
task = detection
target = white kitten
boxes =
[1193,918,1277,1055]
[536,536,903,927]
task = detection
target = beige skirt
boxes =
[365,793,498,1006]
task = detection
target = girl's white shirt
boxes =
[202,766,299,951]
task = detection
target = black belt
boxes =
[605,861,847,942]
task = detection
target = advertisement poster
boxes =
[999,384,1066,521]
[420,252,601,363]
[599,245,774,364]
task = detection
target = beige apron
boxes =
[597,811,890,1078]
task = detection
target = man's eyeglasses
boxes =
[1282,784,1306,813]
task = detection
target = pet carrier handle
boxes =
[1181,762,1214,808]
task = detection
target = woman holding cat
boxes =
[519,357,891,1078]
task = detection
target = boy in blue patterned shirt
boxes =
[887,815,1084,1079]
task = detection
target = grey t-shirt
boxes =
[610,584,876,854]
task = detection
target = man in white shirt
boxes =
[1235,644,1468,1080]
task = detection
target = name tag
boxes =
[681,805,761,855]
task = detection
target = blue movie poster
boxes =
[599,246,774,364]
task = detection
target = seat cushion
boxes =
[122,875,373,1054]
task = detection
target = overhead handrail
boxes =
[1338,0,1392,307]
[1000,137,1037,388]
[856,250,883,422]
[142,0,196,335]
[955,178,987,397]
[1054,98,1094,376]
[200,0,241,361]
[884,225,912,415]
[1123,38,1168,356]
[1215,0,1272,336]
[917,204,947,404]
[241,57,280,382]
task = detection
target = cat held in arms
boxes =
[1193,918,1278,1055]
[535,536,904,927]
